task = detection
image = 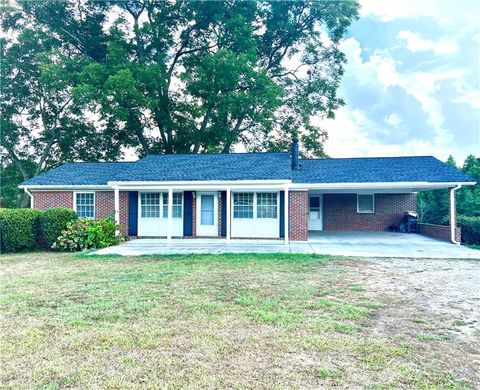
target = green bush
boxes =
[39,208,78,248]
[457,215,480,245]
[0,208,41,253]
[52,216,123,252]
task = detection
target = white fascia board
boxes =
[290,181,477,190]
[108,179,291,186]
[18,185,111,190]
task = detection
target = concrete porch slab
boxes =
[91,232,480,259]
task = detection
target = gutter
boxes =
[450,185,462,245]
[23,188,34,209]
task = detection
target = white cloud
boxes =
[397,30,459,55]
[360,0,480,28]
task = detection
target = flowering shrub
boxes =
[52,216,123,252]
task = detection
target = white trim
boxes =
[108,179,291,186]
[19,185,110,190]
[167,187,173,241]
[290,181,476,190]
[226,187,231,241]
[357,193,375,214]
[284,187,289,244]
[114,188,120,236]
[450,185,461,245]
[73,191,96,219]
[24,188,34,209]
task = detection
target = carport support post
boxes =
[226,187,231,241]
[450,185,461,245]
[167,187,173,242]
[284,187,289,245]
[114,187,120,236]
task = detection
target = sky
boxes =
[321,0,480,164]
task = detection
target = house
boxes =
[19,140,475,244]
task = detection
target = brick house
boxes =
[20,140,474,244]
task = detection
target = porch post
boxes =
[450,185,461,244]
[167,187,173,242]
[114,187,120,236]
[226,187,231,241]
[284,187,289,245]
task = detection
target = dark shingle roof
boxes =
[113,153,292,182]
[293,156,474,183]
[21,162,137,186]
[21,154,474,186]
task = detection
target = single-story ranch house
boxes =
[20,140,475,244]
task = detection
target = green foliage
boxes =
[2,0,359,160]
[0,208,41,252]
[39,208,78,248]
[0,161,36,208]
[417,155,480,224]
[457,216,480,245]
[52,216,123,252]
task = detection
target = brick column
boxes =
[289,190,309,241]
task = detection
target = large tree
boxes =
[3,0,359,158]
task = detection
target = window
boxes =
[257,193,277,219]
[309,196,320,220]
[141,193,160,218]
[357,194,375,213]
[161,192,183,218]
[75,192,95,219]
[200,194,214,225]
[233,193,253,219]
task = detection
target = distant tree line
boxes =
[417,155,480,224]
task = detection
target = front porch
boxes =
[92,232,480,259]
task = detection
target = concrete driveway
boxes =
[93,232,480,259]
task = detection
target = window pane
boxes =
[257,193,277,219]
[309,197,320,208]
[358,194,374,213]
[141,193,160,218]
[76,193,95,218]
[173,193,182,218]
[233,193,253,219]
[201,195,214,225]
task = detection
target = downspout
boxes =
[450,185,462,245]
[24,188,34,209]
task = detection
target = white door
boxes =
[196,192,218,237]
[308,195,323,230]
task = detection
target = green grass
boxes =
[0,252,474,389]
[467,245,480,250]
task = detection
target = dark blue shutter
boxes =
[221,191,227,237]
[183,191,193,236]
[128,191,138,236]
[279,191,285,238]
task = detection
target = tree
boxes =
[5,0,359,157]
[1,1,122,206]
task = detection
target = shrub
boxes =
[0,208,41,253]
[457,215,480,245]
[39,208,78,248]
[52,216,123,252]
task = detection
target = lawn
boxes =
[0,252,475,389]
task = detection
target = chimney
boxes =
[291,138,299,170]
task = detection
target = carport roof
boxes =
[20,154,475,186]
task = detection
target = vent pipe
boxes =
[291,138,299,170]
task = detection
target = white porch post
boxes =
[226,187,231,241]
[450,185,461,244]
[167,187,173,242]
[284,187,289,245]
[114,187,120,236]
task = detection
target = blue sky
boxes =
[321,0,480,164]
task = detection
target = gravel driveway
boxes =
[339,257,480,384]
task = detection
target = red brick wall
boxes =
[32,191,73,210]
[32,190,129,235]
[289,191,308,241]
[323,193,416,231]
[418,223,461,243]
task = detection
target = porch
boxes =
[92,232,480,259]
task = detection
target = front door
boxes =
[308,195,323,231]
[196,192,218,237]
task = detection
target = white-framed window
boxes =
[357,194,375,213]
[233,192,254,219]
[141,193,161,218]
[161,192,183,219]
[257,192,278,219]
[75,192,95,219]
